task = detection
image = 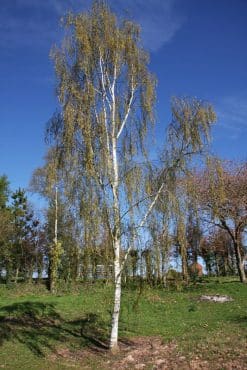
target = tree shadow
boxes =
[69,313,109,352]
[229,315,247,327]
[0,301,109,357]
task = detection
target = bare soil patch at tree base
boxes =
[50,336,247,370]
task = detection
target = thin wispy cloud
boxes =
[0,0,184,53]
[1,2,55,50]
[112,0,185,51]
[216,95,247,139]
[0,0,88,51]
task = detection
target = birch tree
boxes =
[151,97,216,282]
[48,2,216,351]
[49,1,155,352]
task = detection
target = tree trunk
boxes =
[223,256,228,276]
[38,266,42,281]
[5,263,11,284]
[144,251,152,284]
[110,238,121,353]
[233,241,246,283]
[193,250,198,264]
[49,259,55,293]
[49,186,58,293]
[181,243,189,282]
[14,267,19,284]
[204,256,212,275]
[213,252,219,276]
[110,127,122,352]
[28,267,33,283]
[155,246,161,284]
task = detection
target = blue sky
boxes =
[1,0,247,201]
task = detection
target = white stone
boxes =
[199,295,233,303]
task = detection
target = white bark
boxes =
[110,96,166,348]
[98,56,155,350]
[109,64,122,351]
[110,238,121,352]
[117,76,135,139]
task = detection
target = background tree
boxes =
[150,97,216,283]
[196,159,247,282]
[10,189,40,282]
[0,175,10,208]
[0,176,13,281]
[210,228,236,276]
[0,180,43,283]
[31,147,110,288]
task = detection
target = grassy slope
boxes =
[0,278,246,369]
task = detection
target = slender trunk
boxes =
[75,247,80,281]
[215,253,219,276]
[234,241,246,283]
[49,260,55,293]
[110,107,122,351]
[5,263,11,284]
[193,250,198,264]
[14,267,19,284]
[228,248,235,275]
[155,246,161,284]
[205,259,212,276]
[181,243,189,282]
[223,256,228,276]
[110,238,121,352]
[54,186,58,245]
[161,247,167,285]
[144,252,152,283]
[50,186,58,293]
[38,266,42,281]
[28,266,33,283]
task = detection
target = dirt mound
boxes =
[50,336,247,370]
[113,336,184,369]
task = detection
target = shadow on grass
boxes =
[229,315,247,327]
[0,301,109,356]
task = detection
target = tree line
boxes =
[1,160,246,286]
[0,177,46,283]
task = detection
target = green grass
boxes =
[0,278,246,369]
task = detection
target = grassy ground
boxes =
[0,277,246,369]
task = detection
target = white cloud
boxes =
[111,0,185,51]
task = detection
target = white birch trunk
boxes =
[110,238,122,352]
[109,158,166,350]
[109,68,122,351]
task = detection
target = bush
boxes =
[166,269,182,281]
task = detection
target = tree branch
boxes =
[117,75,136,139]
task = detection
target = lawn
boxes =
[0,278,246,369]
